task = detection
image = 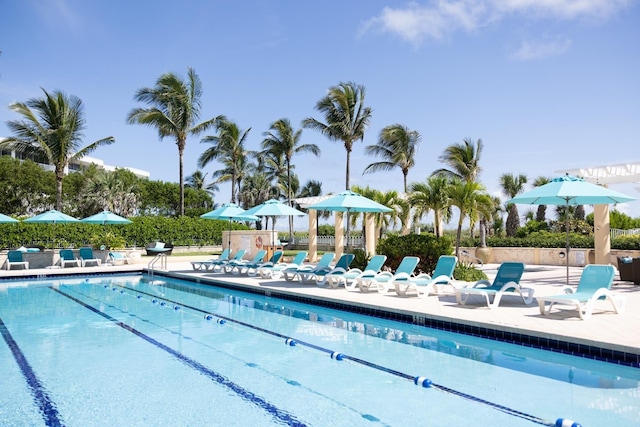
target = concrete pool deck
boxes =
[2,255,639,365]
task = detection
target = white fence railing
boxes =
[297,235,363,247]
[611,228,640,239]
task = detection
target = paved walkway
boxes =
[2,255,639,361]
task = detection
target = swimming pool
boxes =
[1,274,638,426]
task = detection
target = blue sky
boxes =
[1,0,639,226]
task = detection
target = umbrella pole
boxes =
[565,202,570,285]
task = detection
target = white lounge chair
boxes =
[364,256,420,293]
[392,255,457,297]
[109,252,133,265]
[258,251,307,279]
[192,249,230,271]
[57,249,80,268]
[283,252,334,282]
[79,247,101,267]
[4,250,29,270]
[455,262,532,309]
[245,251,283,276]
[309,253,355,284]
[320,254,387,288]
[538,264,624,320]
[226,250,267,274]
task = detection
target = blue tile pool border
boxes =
[164,272,640,369]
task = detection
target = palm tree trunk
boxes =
[345,145,351,190]
[179,146,185,216]
[55,168,64,211]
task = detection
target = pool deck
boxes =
[2,255,639,365]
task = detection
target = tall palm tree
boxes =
[500,173,528,237]
[448,178,493,256]
[303,81,372,190]
[262,118,320,240]
[363,124,420,193]
[127,67,220,216]
[432,138,483,183]
[533,176,551,222]
[2,88,115,210]
[198,119,252,203]
[408,176,452,237]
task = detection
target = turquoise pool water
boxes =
[0,275,638,426]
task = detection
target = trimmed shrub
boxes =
[376,234,453,274]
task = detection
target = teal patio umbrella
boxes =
[25,209,80,248]
[508,174,635,284]
[307,191,392,252]
[201,203,259,249]
[81,210,132,225]
[243,199,306,245]
[0,213,19,223]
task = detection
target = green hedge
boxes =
[376,234,453,273]
[460,231,640,250]
[0,217,251,250]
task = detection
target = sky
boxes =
[1,0,639,229]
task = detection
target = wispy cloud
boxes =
[30,0,83,32]
[361,0,632,47]
[511,35,573,60]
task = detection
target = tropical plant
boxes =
[127,67,220,216]
[261,118,320,240]
[303,81,372,190]
[432,138,483,183]
[199,119,252,204]
[532,176,551,221]
[500,173,528,237]
[0,156,55,215]
[2,88,115,210]
[363,124,420,193]
[408,176,451,237]
[448,179,493,256]
[186,169,218,197]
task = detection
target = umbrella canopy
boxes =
[243,199,305,245]
[307,191,392,252]
[81,210,132,225]
[25,209,79,224]
[201,203,259,222]
[0,213,19,223]
[508,174,636,284]
[306,190,393,213]
[201,203,259,249]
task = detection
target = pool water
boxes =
[0,275,638,427]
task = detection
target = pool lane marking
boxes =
[110,281,559,427]
[0,315,65,427]
[71,286,392,427]
[51,287,307,427]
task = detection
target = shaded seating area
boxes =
[455,262,532,309]
[79,247,101,267]
[4,250,29,270]
[145,242,173,256]
[538,264,624,320]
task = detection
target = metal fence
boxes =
[611,228,640,238]
[296,234,363,247]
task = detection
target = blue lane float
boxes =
[556,419,582,427]
[285,338,297,347]
[330,352,345,361]
[414,376,432,388]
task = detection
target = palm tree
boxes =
[500,173,528,237]
[448,179,493,256]
[198,119,252,203]
[432,138,483,183]
[262,118,320,240]
[363,124,420,193]
[127,67,220,216]
[2,88,115,210]
[533,176,551,222]
[303,81,372,190]
[408,176,452,237]
[186,169,219,197]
